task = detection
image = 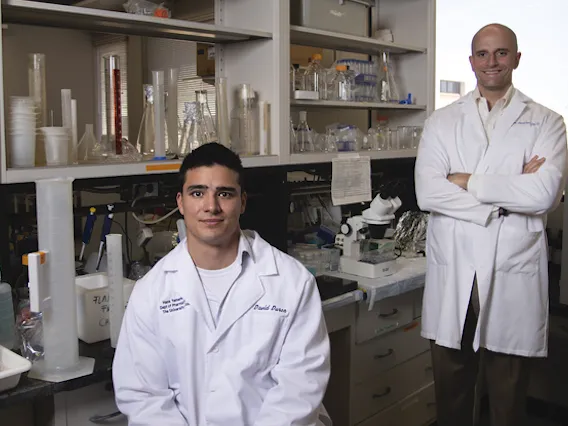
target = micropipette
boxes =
[96,204,114,271]
[79,207,97,262]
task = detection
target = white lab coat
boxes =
[113,230,331,425]
[415,89,568,357]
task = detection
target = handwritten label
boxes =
[160,297,190,314]
[253,304,287,314]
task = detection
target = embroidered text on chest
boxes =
[160,297,190,314]
[254,304,287,314]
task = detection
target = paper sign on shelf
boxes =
[331,154,372,206]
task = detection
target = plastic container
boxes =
[0,280,15,350]
[75,273,135,344]
[0,345,32,392]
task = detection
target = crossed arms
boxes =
[414,113,568,226]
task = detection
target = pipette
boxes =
[96,204,114,271]
[79,207,97,262]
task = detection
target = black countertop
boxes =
[0,340,115,409]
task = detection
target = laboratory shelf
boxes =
[291,100,427,110]
[290,25,426,55]
[289,150,417,165]
[4,156,280,184]
[1,0,273,43]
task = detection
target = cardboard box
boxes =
[197,43,215,77]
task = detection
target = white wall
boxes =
[2,25,95,133]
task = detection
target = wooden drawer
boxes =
[352,351,433,424]
[357,382,436,426]
[356,292,415,343]
[353,320,429,384]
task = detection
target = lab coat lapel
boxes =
[166,243,216,334]
[458,96,487,173]
[209,267,265,350]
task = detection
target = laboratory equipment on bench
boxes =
[103,55,122,155]
[0,269,15,349]
[336,193,402,278]
[152,70,166,160]
[196,90,217,143]
[167,67,179,156]
[79,207,97,262]
[294,111,315,153]
[96,205,115,272]
[28,177,95,382]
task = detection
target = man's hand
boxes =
[523,155,546,174]
[447,173,471,190]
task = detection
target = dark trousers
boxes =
[430,283,531,426]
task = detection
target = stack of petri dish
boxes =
[9,96,38,168]
[40,127,69,166]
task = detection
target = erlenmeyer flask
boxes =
[77,124,98,163]
[179,102,208,157]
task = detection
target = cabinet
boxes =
[0,0,435,183]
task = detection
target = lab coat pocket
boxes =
[495,227,541,274]
[426,215,453,265]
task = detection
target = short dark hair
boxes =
[178,143,245,193]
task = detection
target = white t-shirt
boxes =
[197,257,243,327]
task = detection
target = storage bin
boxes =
[290,0,372,37]
[76,273,135,344]
[0,344,32,392]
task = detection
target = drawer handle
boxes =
[372,387,392,399]
[89,411,124,424]
[374,348,394,359]
[379,308,399,318]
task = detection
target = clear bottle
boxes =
[290,64,300,97]
[137,85,156,159]
[302,54,323,93]
[295,111,315,153]
[0,271,15,350]
[196,90,217,143]
[230,83,259,156]
[331,65,350,101]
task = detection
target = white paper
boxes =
[331,155,372,206]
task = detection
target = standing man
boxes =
[415,23,567,426]
[113,143,331,425]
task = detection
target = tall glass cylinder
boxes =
[167,68,179,156]
[216,77,230,148]
[152,70,166,160]
[230,83,259,156]
[36,177,78,371]
[104,55,122,155]
[28,54,46,166]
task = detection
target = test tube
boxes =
[152,70,166,160]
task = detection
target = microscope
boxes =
[335,193,402,278]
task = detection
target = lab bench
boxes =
[0,261,428,426]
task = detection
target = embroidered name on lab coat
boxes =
[253,304,287,314]
[160,297,190,314]
[513,121,540,127]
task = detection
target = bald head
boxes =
[471,24,518,55]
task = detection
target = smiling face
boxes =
[469,25,521,96]
[176,164,246,250]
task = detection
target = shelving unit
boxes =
[4,155,279,184]
[0,0,435,183]
[290,25,425,55]
[1,0,272,42]
[291,100,426,110]
[290,150,417,165]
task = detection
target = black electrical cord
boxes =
[112,218,132,265]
